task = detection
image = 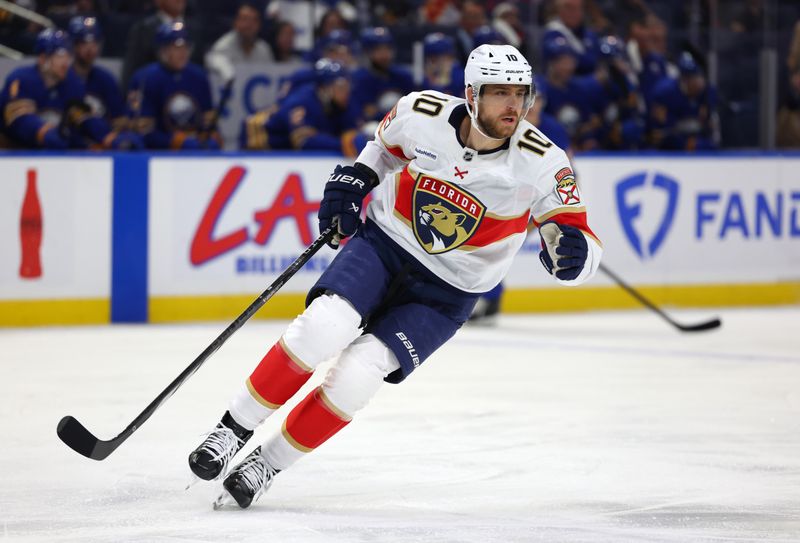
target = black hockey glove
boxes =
[318,163,377,248]
[538,221,588,281]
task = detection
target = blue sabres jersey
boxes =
[276,66,314,103]
[351,65,415,121]
[649,77,717,150]
[540,75,603,149]
[543,24,600,76]
[81,64,127,130]
[135,61,214,149]
[638,53,670,104]
[0,64,105,148]
[422,62,464,98]
[241,83,366,156]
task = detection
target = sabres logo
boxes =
[413,176,485,254]
[555,167,581,205]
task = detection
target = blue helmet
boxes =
[472,25,504,48]
[68,16,103,43]
[34,28,72,55]
[423,32,454,57]
[542,35,575,62]
[155,21,191,48]
[360,27,393,50]
[677,52,701,75]
[316,29,353,54]
[314,58,350,86]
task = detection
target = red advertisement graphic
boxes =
[19,168,42,279]
[190,166,321,266]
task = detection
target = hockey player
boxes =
[134,22,220,150]
[190,44,602,509]
[68,16,127,132]
[351,27,414,121]
[68,16,143,150]
[540,36,603,150]
[0,28,135,150]
[648,52,718,151]
[276,30,356,103]
[422,33,464,97]
[239,59,367,157]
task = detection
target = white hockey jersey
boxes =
[356,90,601,293]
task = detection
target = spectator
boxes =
[418,0,460,26]
[0,28,132,149]
[626,12,674,104]
[0,0,40,54]
[276,29,354,101]
[269,20,302,63]
[455,1,487,62]
[422,32,463,97]
[121,0,199,90]
[133,22,220,150]
[315,8,347,41]
[205,2,273,82]
[68,16,130,133]
[472,25,505,48]
[788,20,800,74]
[649,52,718,151]
[542,0,601,76]
[240,59,368,157]
[491,2,525,49]
[351,27,414,121]
[730,0,763,34]
[594,35,645,149]
[540,36,602,150]
[776,68,800,148]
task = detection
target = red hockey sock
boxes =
[282,386,351,452]
[246,339,313,409]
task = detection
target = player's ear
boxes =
[465,85,474,106]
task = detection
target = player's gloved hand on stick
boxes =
[538,221,588,281]
[318,163,376,248]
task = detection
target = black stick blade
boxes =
[677,317,722,332]
[57,416,114,461]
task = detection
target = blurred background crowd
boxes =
[0,0,798,153]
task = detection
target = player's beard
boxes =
[477,108,519,139]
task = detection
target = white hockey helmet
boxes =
[464,44,535,139]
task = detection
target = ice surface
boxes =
[1,307,799,542]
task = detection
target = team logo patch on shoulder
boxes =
[413,176,485,254]
[382,103,398,131]
[555,167,581,205]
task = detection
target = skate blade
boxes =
[185,474,202,491]
[212,490,237,510]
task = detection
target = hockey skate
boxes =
[212,446,279,510]
[188,411,253,483]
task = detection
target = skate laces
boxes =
[200,424,246,469]
[236,450,276,500]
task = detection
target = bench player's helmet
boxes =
[464,44,534,139]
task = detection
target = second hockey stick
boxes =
[57,225,336,461]
[599,263,721,332]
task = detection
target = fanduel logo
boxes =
[615,171,680,259]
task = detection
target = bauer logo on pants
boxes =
[412,176,485,254]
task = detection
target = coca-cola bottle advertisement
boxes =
[19,168,43,279]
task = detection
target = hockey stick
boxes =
[200,77,234,144]
[599,263,721,332]
[57,225,336,460]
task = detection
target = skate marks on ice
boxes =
[1,308,799,541]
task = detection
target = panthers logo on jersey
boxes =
[413,175,485,254]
